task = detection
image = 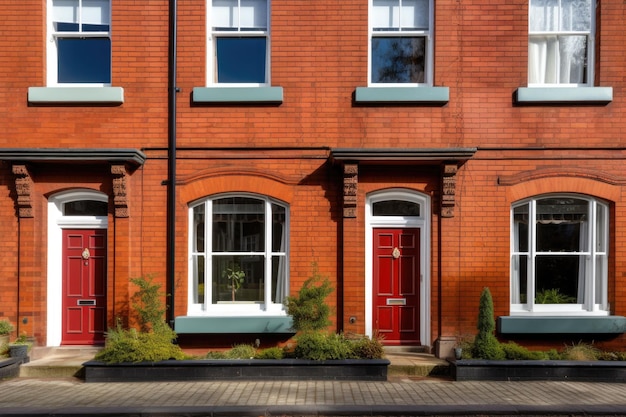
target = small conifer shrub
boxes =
[472,287,505,360]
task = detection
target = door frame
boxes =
[365,189,430,346]
[47,190,108,347]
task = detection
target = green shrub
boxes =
[255,347,285,359]
[473,287,505,360]
[561,342,600,361]
[286,264,334,332]
[349,335,385,359]
[225,344,257,359]
[294,332,354,360]
[0,320,14,335]
[205,351,227,359]
[130,275,168,333]
[95,324,186,363]
[501,341,550,360]
[535,288,576,304]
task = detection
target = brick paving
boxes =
[1,377,626,416]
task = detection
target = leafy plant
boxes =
[535,288,576,304]
[223,262,246,301]
[96,275,186,363]
[286,264,334,332]
[294,332,354,360]
[561,341,601,361]
[501,341,551,360]
[131,275,168,333]
[349,334,385,360]
[0,320,14,336]
[255,347,285,359]
[225,344,257,359]
[472,287,505,360]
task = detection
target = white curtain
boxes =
[529,36,586,84]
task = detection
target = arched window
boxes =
[189,194,288,315]
[511,194,608,315]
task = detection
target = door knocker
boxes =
[82,248,90,265]
[392,247,401,259]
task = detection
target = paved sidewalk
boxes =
[2,376,626,416]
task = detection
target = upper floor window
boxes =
[208,0,270,85]
[369,0,433,85]
[189,194,288,315]
[49,0,111,85]
[528,0,594,86]
[511,195,608,315]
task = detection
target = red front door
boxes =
[373,228,420,345]
[62,229,107,345]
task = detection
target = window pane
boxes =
[561,0,591,31]
[193,205,205,252]
[373,0,399,29]
[559,35,587,84]
[213,0,237,29]
[402,0,429,30]
[272,203,286,252]
[53,0,78,26]
[58,37,111,83]
[83,0,110,26]
[512,254,528,303]
[212,255,264,303]
[535,255,580,303]
[529,0,558,32]
[240,0,267,29]
[212,196,265,252]
[272,255,287,303]
[63,200,108,216]
[371,37,425,83]
[193,255,205,304]
[596,203,607,252]
[536,222,582,252]
[373,200,420,216]
[216,37,267,83]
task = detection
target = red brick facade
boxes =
[1,0,625,356]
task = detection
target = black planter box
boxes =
[452,359,626,382]
[83,358,390,382]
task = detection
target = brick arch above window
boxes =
[180,173,294,206]
[503,175,621,204]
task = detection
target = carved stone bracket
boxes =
[111,164,129,218]
[343,163,358,218]
[12,164,33,218]
[441,163,458,218]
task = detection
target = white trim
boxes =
[365,189,431,346]
[47,190,108,347]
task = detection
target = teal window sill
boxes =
[174,316,294,334]
[498,316,626,334]
[28,87,124,104]
[192,86,283,104]
[354,86,449,104]
[516,87,613,104]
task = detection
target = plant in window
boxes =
[535,288,576,304]
[223,262,246,301]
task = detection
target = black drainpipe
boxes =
[166,0,178,328]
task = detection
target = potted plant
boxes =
[0,319,13,346]
[9,334,32,362]
[223,262,245,301]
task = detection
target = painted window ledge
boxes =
[28,87,124,104]
[192,86,283,104]
[175,315,294,334]
[515,87,613,104]
[498,316,626,334]
[354,86,449,104]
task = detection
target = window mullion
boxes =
[206,200,213,308]
[528,200,536,312]
[588,200,597,311]
[264,199,272,307]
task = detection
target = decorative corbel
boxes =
[111,164,129,218]
[12,164,33,218]
[343,163,358,218]
[441,163,458,218]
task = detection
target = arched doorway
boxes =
[365,189,430,347]
[47,190,108,346]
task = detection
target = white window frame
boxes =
[188,193,289,316]
[368,0,434,87]
[528,0,595,87]
[47,0,112,87]
[510,194,609,316]
[206,0,271,87]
